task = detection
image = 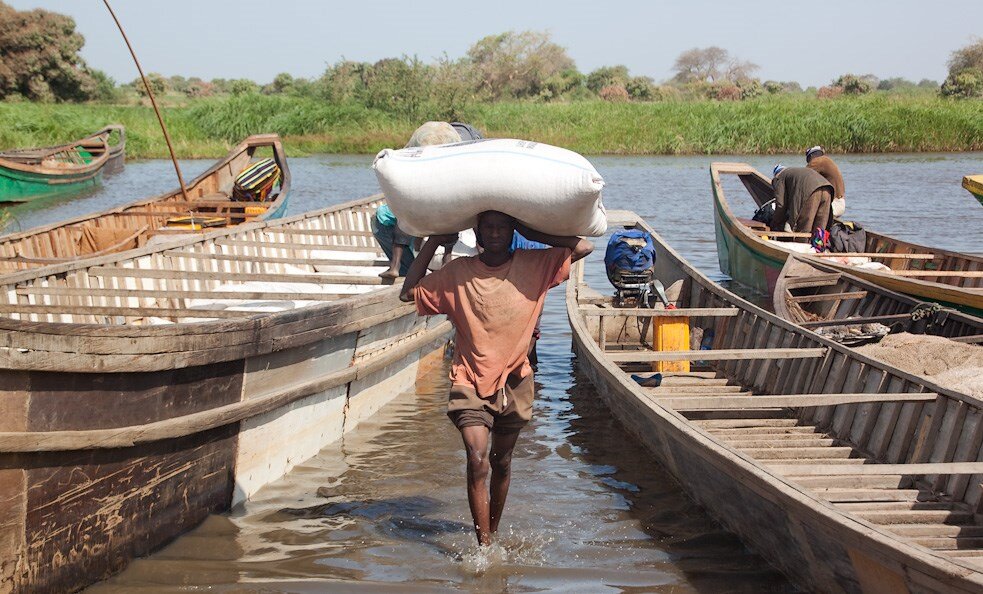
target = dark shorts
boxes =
[447,373,535,434]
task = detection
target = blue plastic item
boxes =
[604,229,656,286]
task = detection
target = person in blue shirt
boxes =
[511,231,550,370]
[373,121,484,279]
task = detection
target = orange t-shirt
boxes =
[415,247,572,398]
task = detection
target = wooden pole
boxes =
[102,0,189,201]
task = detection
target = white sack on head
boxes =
[373,139,607,237]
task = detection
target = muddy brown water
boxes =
[14,153,977,592]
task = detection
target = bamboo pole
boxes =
[102,0,189,201]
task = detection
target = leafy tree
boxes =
[940,69,983,98]
[599,84,629,102]
[917,79,939,89]
[267,72,294,94]
[672,46,730,83]
[539,67,585,101]
[89,69,119,103]
[230,78,259,95]
[947,38,983,75]
[586,65,629,93]
[133,73,167,97]
[877,77,916,91]
[625,76,656,100]
[0,1,97,101]
[764,80,784,94]
[185,80,214,98]
[833,74,873,95]
[168,75,189,94]
[466,30,575,99]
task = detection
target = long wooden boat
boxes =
[0,194,452,592]
[569,209,983,593]
[775,254,983,346]
[0,134,289,274]
[0,126,125,203]
[964,175,983,207]
[711,162,983,317]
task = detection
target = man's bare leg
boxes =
[460,425,492,545]
[379,243,405,279]
[488,430,520,535]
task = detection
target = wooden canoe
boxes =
[0,194,452,592]
[0,134,289,274]
[711,162,983,317]
[964,175,983,207]
[775,254,983,346]
[569,209,983,593]
[0,126,125,203]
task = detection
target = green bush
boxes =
[940,69,983,98]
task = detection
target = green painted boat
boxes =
[964,175,983,207]
[0,126,125,203]
[711,162,983,317]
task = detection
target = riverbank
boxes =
[2,94,981,158]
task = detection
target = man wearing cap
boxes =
[770,164,834,234]
[805,146,846,218]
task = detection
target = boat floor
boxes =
[617,363,983,566]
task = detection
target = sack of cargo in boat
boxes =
[373,139,606,237]
[752,199,775,226]
[829,220,866,253]
[233,158,280,202]
[604,229,656,287]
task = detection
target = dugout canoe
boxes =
[0,194,452,593]
[569,209,983,593]
[964,175,983,207]
[775,254,983,347]
[0,134,289,275]
[711,162,983,317]
[0,126,125,203]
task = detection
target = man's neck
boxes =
[478,251,511,267]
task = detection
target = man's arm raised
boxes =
[399,233,458,303]
[514,222,593,262]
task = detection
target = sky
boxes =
[7,0,983,87]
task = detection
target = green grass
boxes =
[1,94,981,158]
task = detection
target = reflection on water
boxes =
[91,286,795,593]
[54,152,978,592]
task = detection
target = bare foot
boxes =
[379,269,399,279]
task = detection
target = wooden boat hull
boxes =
[0,134,288,274]
[964,175,983,207]
[774,254,983,344]
[0,158,103,202]
[0,127,121,203]
[0,195,451,592]
[711,163,983,317]
[570,210,983,593]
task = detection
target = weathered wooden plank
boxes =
[771,463,983,476]
[162,250,387,267]
[15,286,348,302]
[810,253,936,260]
[214,238,381,252]
[607,348,826,362]
[89,266,389,286]
[800,314,913,328]
[0,304,272,319]
[663,392,936,410]
[580,307,738,317]
[789,291,868,303]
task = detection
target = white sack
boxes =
[373,139,606,237]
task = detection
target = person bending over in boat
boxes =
[770,164,835,235]
[400,211,593,546]
[374,121,484,279]
[805,146,846,218]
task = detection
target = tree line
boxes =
[1,1,981,113]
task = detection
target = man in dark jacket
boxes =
[770,164,834,234]
[805,146,846,217]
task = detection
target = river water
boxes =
[11,153,979,593]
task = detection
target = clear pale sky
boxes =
[7,0,983,87]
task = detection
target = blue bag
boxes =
[604,230,656,286]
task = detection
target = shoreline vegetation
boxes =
[2,94,981,159]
